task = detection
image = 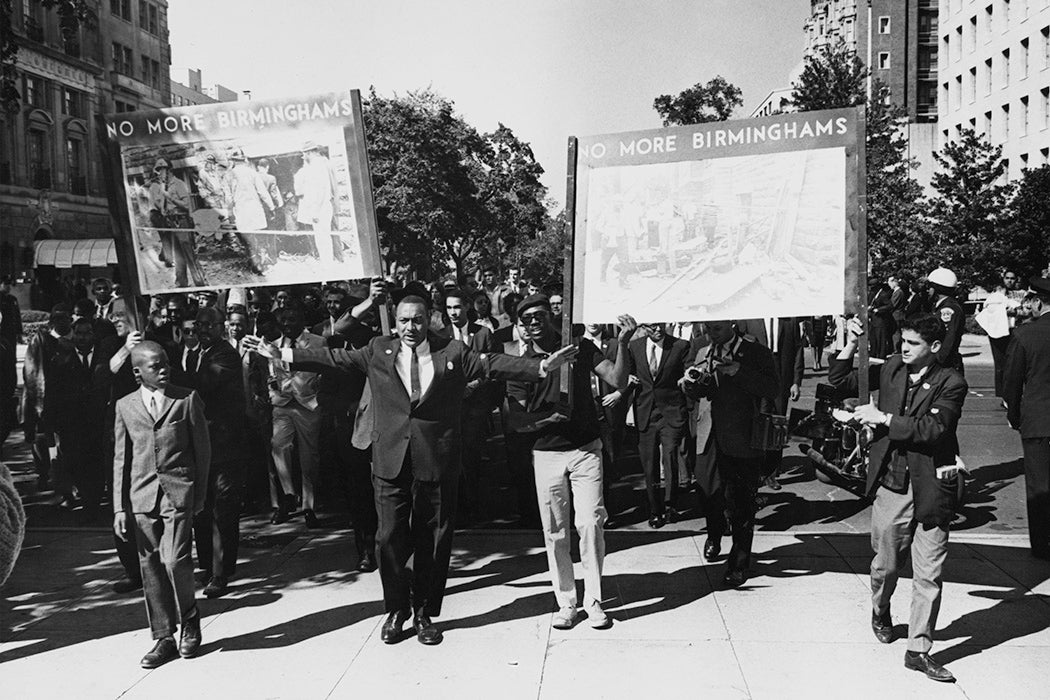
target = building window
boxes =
[1004,0,1012,26]
[1022,38,1030,77]
[920,10,939,34]
[139,1,159,35]
[140,55,160,88]
[66,138,85,195]
[112,42,133,75]
[954,74,963,108]
[878,16,891,34]
[1004,47,1011,84]
[1042,87,1049,128]
[986,4,994,38]
[1022,95,1030,134]
[878,52,891,70]
[23,0,44,42]
[969,15,978,52]
[985,110,994,136]
[1021,153,1030,171]
[969,66,977,102]
[1003,103,1011,138]
[985,57,994,93]
[61,88,84,118]
[23,74,51,110]
[27,128,51,189]
[1041,147,1049,164]
[1043,27,1050,68]
[110,0,131,21]
[115,100,135,113]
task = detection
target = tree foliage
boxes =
[362,89,548,281]
[1003,165,1050,277]
[653,75,742,127]
[507,210,570,289]
[789,40,929,283]
[928,129,1013,288]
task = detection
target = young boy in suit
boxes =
[113,341,211,668]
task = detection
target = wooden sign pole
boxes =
[561,137,579,412]
[855,107,870,400]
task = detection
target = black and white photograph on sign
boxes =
[120,128,364,295]
[578,147,846,324]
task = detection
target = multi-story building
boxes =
[0,0,111,295]
[170,68,239,108]
[98,0,171,113]
[804,0,940,186]
[939,0,1050,181]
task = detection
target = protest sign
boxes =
[101,91,382,296]
[568,108,864,324]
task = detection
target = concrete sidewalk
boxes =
[3,524,1049,699]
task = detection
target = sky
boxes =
[167,0,810,208]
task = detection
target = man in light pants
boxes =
[506,294,635,630]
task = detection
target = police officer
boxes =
[928,267,965,376]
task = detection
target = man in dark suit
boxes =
[113,342,210,669]
[184,307,245,598]
[868,283,897,359]
[627,322,690,527]
[21,306,72,494]
[438,288,500,521]
[682,320,778,587]
[579,323,629,525]
[1003,276,1050,561]
[736,317,803,488]
[49,317,111,518]
[829,315,967,683]
[245,289,575,646]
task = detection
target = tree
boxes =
[789,40,929,283]
[652,76,742,127]
[928,129,1012,289]
[362,89,548,282]
[1004,165,1050,277]
[1,1,95,114]
[507,210,570,290]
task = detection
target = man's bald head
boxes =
[131,341,170,390]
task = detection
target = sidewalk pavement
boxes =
[3,522,1049,699]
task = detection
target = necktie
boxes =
[649,344,659,375]
[80,352,90,369]
[187,348,199,373]
[409,347,421,405]
[148,394,158,420]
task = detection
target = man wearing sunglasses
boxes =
[505,295,636,631]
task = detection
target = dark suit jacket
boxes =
[683,336,779,459]
[20,330,68,440]
[737,317,804,414]
[48,343,111,433]
[829,355,967,526]
[289,333,541,481]
[1004,312,1050,437]
[626,335,689,431]
[187,340,245,463]
[113,384,211,514]
[437,322,501,408]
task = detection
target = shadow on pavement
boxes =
[953,459,1025,532]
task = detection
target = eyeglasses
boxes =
[520,311,548,324]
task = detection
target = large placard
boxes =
[102,91,382,296]
[571,108,862,324]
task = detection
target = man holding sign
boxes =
[244,283,578,646]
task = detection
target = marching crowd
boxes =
[4,261,1050,685]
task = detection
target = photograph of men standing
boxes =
[292,141,337,267]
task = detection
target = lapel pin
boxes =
[922,382,931,390]
[385,349,392,354]
[447,361,454,370]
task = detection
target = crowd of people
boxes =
[5,260,1048,685]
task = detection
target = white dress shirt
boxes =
[764,318,779,354]
[450,322,471,343]
[140,385,166,419]
[181,343,203,373]
[396,339,434,398]
[646,337,663,373]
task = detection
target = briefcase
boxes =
[750,413,789,451]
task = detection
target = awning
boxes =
[34,238,118,268]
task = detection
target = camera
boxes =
[685,364,713,385]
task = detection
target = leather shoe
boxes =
[112,577,142,594]
[140,637,179,668]
[904,651,955,682]
[203,576,228,598]
[380,610,410,644]
[179,609,202,658]
[648,514,664,529]
[304,509,321,529]
[414,613,443,645]
[269,508,288,525]
[871,610,894,644]
[722,569,749,588]
[357,551,377,573]
[703,538,721,560]
[664,507,679,524]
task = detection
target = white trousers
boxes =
[533,439,607,609]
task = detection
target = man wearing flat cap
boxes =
[1004,276,1050,561]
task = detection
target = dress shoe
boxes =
[722,569,749,588]
[203,576,228,598]
[664,508,679,524]
[304,509,321,529]
[763,475,782,491]
[380,610,410,644]
[904,651,955,682]
[179,609,202,658]
[648,514,664,529]
[112,577,143,594]
[413,613,443,645]
[269,508,288,525]
[703,538,721,560]
[140,637,179,669]
[357,551,377,573]
[871,610,894,644]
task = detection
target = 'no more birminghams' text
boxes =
[581,116,850,160]
[107,97,355,138]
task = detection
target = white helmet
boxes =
[927,267,957,289]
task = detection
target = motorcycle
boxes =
[791,382,872,497]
